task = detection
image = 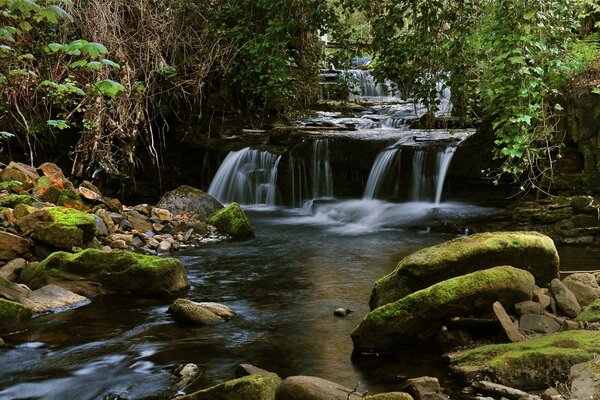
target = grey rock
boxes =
[235,363,269,378]
[562,273,600,307]
[570,355,600,400]
[157,185,223,221]
[93,214,108,236]
[17,284,89,313]
[519,314,562,334]
[275,375,364,400]
[157,240,172,253]
[514,301,544,316]
[551,278,582,318]
[0,258,27,281]
[403,376,447,400]
[168,298,236,324]
[334,308,352,317]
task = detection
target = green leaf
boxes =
[101,59,120,68]
[93,79,126,98]
[592,88,600,95]
[46,43,63,53]
[48,5,73,22]
[554,103,564,111]
[38,8,58,24]
[524,9,537,20]
[47,119,69,130]
[69,59,88,68]
[85,61,102,70]
[81,42,109,58]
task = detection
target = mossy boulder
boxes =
[0,161,39,191]
[20,249,188,296]
[364,394,413,400]
[157,185,223,221]
[451,330,600,390]
[370,231,558,309]
[576,299,600,322]
[0,194,37,208]
[0,298,32,333]
[177,372,282,400]
[22,206,97,250]
[207,202,254,239]
[352,266,535,353]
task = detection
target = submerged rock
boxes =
[450,330,600,391]
[17,284,89,313]
[352,266,535,353]
[207,202,254,239]
[157,185,223,221]
[177,371,281,400]
[370,231,559,309]
[20,249,188,296]
[275,375,364,400]
[168,298,236,324]
[0,298,32,333]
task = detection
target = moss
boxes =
[56,189,89,211]
[0,298,32,333]
[207,202,254,239]
[370,231,558,309]
[454,331,600,390]
[24,249,189,295]
[576,299,600,322]
[353,266,534,352]
[177,372,282,400]
[0,194,36,208]
[42,206,97,241]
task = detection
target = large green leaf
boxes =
[93,79,126,98]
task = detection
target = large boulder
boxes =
[562,273,600,307]
[0,230,30,261]
[0,161,39,191]
[177,372,282,400]
[450,331,600,391]
[575,299,600,322]
[352,266,535,353]
[275,376,364,400]
[370,231,559,309]
[157,185,223,221]
[17,284,89,313]
[18,206,97,250]
[207,202,254,239]
[0,298,32,333]
[20,249,188,296]
[168,298,236,324]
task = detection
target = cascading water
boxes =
[363,149,400,200]
[411,150,426,201]
[208,148,281,206]
[434,146,457,205]
[311,139,333,199]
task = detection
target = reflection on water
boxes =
[0,204,493,399]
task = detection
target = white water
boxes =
[208,148,281,206]
[411,150,426,201]
[434,147,457,205]
[363,149,400,200]
[311,139,333,199]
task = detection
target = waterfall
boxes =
[363,149,400,200]
[346,70,398,99]
[434,147,457,205]
[208,148,281,206]
[311,139,333,199]
[411,150,426,201]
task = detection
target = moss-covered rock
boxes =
[207,202,254,239]
[451,330,600,390]
[352,266,535,353]
[576,299,600,322]
[0,161,39,191]
[364,393,414,400]
[177,372,281,400]
[20,249,188,296]
[157,185,223,221]
[0,194,37,208]
[0,298,32,333]
[56,189,89,211]
[370,231,558,309]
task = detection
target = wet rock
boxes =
[21,249,188,296]
[120,219,133,231]
[275,375,364,400]
[131,204,151,216]
[403,376,446,400]
[0,258,26,281]
[0,298,32,333]
[0,276,29,301]
[151,207,172,222]
[334,308,352,317]
[17,284,89,313]
[0,161,39,191]
[550,279,581,318]
[519,314,562,334]
[168,298,235,324]
[562,273,600,307]
[93,214,108,236]
[236,364,270,378]
[569,355,600,400]
[0,231,30,261]
[78,186,101,202]
[450,331,600,390]
[157,240,172,253]
[126,210,153,233]
[575,299,600,322]
[207,202,254,239]
[170,363,201,392]
[363,393,413,400]
[157,185,223,221]
[472,381,541,400]
[110,239,128,249]
[352,266,534,353]
[178,372,281,400]
[493,301,525,342]
[370,231,559,309]
[514,301,544,316]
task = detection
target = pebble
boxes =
[334,308,352,317]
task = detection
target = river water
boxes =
[0,202,499,400]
